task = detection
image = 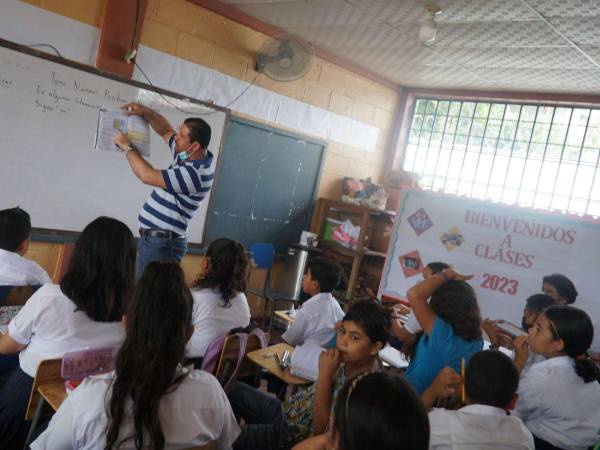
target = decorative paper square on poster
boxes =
[379,188,600,351]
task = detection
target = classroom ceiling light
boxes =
[418,4,442,45]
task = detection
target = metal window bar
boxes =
[585,136,600,215]
[419,100,441,186]
[483,105,508,200]
[467,104,493,197]
[455,103,478,195]
[410,101,431,173]
[549,108,574,209]
[499,105,523,202]
[515,106,540,207]
[567,111,592,213]
[430,103,452,188]
[531,107,557,208]
[404,98,600,216]
[441,102,464,192]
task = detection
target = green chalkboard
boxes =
[205,117,326,253]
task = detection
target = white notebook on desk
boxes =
[290,341,325,381]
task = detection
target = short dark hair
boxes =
[184,117,211,149]
[465,350,519,408]
[525,293,556,314]
[425,261,450,274]
[60,217,136,322]
[0,207,31,252]
[343,300,391,346]
[307,257,341,293]
[543,273,578,304]
[334,372,430,450]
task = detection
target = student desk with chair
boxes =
[246,343,311,385]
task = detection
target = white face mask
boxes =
[177,151,190,161]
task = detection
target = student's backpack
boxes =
[201,327,268,392]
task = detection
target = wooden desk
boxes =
[246,343,310,385]
[38,382,67,411]
[274,310,296,325]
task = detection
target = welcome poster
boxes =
[379,188,600,351]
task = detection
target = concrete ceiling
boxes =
[221,0,600,94]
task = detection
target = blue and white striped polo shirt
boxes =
[138,136,214,236]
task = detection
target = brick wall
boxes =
[21,0,400,200]
[20,0,400,312]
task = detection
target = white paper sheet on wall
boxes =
[1,1,381,152]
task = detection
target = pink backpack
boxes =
[201,328,268,392]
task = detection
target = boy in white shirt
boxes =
[0,207,50,287]
[425,350,534,450]
[282,258,344,347]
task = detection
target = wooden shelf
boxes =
[310,198,393,303]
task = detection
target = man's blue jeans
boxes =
[136,234,187,278]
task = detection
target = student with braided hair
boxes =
[186,238,251,362]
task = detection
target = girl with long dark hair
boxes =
[187,238,251,361]
[292,372,430,450]
[32,262,239,449]
[402,268,483,394]
[514,305,600,450]
[0,216,135,449]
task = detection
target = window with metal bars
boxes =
[402,98,600,217]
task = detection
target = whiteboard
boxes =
[0,39,228,244]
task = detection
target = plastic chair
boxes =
[247,243,299,335]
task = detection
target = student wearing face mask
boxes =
[113,102,214,277]
[483,294,556,376]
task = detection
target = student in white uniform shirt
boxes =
[0,217,136,450]
[482,294,556,376]
[186,238,251,363]
[513,305,600,450]
[32,261,240,450]
[0,207,51,287]
[425,350,534,450]
[282,257,344,347]
[391,262,450,344]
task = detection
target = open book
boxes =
[95,107,150,156]
[290,341,325,381]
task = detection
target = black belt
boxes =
[139,228,185,239]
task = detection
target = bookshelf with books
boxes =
[309,198,395,304]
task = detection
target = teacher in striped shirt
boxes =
[114,102,213,277]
